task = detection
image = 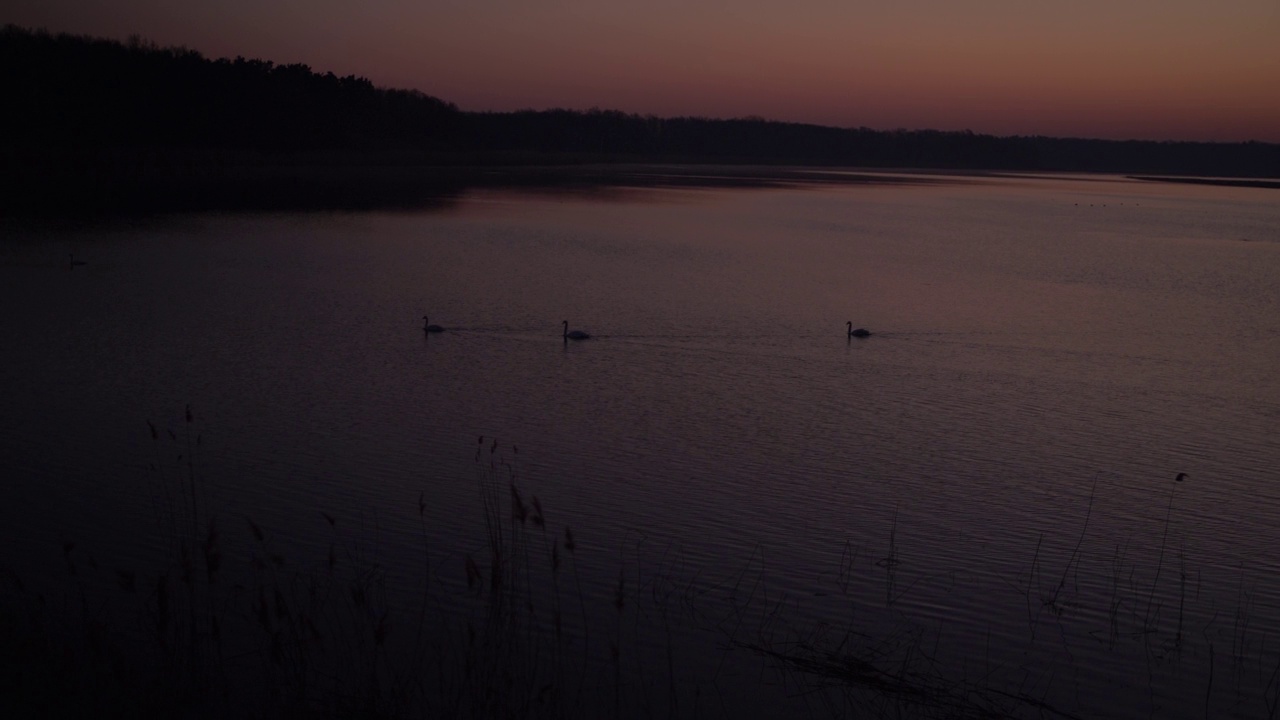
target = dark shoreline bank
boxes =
[4,23,1279,219]
[1129,175,1280,190]
[0,161,947,218]
[6,160,1277,220]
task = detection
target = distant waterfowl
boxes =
[422,316,445,333]
[1175,473,1187,482]
[68,253,86,269]
[846,321,871,338]
[562,320,590,340]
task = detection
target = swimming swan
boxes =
[562,321,590,340]
[422,316,445,333]
[847,322,871,338]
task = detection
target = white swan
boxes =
[422,316,445,333]
[846,321,871,338]
[562,320,590,340]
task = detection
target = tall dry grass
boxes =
[5,420,1280,719]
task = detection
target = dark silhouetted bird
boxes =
[563,321,590,340]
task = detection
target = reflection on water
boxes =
[2,171,1279,717]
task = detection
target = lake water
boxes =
[2,170,1279,718]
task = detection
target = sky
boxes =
[6,0,1279,142]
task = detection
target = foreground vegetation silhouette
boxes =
[2,25,1278,215]
[4,411,1280,718]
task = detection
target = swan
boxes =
[562,320,590,340]
[422,316,445,333]
[846,321,871,338]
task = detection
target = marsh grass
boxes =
[4,425,1280,719]
[738,474,1280,720]
[3,409,444,717]
[454,436,581,718]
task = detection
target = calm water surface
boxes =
[2,172,1279,717]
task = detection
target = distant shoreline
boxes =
[1129,175,1280,190]
[4,24,1279,214]
[0,162,956,218]
[5,163,1279,219]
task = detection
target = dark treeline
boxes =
[469,110,1279,177]
[2,25,1277,213]
[0,25,463,156]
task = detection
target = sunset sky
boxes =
[7,0,1279,142]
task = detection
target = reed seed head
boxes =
[532,496,545,528]
[511,484,527,524]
